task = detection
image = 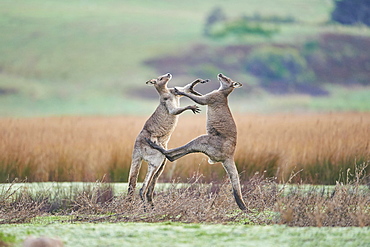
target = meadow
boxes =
[0,113,368,184]
[1,0,370,116]
[1,222,369,247]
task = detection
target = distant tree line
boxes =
[204,1,370,39]
[331,0,370,26]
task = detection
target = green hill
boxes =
[0,0,369,116]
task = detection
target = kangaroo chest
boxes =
[206,106,237,138]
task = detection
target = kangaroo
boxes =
[23,237,64,247]
[146,73,247,211]
[127,73,208,207]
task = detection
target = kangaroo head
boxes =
[217,73,242,92]
[146,73,172,88]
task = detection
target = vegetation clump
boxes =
[204,7,293,40]
[0,170,369,227]
[245,46,316,94]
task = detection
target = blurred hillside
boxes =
[0,0,369,116]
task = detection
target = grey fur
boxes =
[127,73,207,207]
[23,237,63,247]
[147,73,247,211]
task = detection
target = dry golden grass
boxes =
[0,113,369,184]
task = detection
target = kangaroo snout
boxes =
[165,73,172,81]
[164,73,172,80]
[233,82,243,88]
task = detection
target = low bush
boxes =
[209,19,278,39]
[245,46,317,94]
[0,169,369,226]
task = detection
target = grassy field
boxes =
[1,222,369,247]
[0,113,369,184]
[0,179,369,245]
[1,0,370,116]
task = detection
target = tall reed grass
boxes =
[0,113,369,184]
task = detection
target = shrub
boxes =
[242,13,296,24]
[245,46,316,93]
[209,19,277,39]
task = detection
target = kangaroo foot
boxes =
[145,138,175,161]
[145,138,162,150]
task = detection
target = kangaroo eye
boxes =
[159,78,163,81]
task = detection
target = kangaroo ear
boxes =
[146,79,156,85]
[233,82,242,88]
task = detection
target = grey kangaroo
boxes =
[147,73,247,211]
[127,73,208,207]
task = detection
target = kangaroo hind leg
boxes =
[127,151,143,200]
[146,135,210,162]
[222,159,248,211]
[146,160,166,207]
[140,156,165,208]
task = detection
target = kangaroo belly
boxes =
[202,136,236,163]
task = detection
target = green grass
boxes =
[0,182,185,202]
[0,182,344,199]
[0,232,17,245]
[0,221,369,247]
[309,85,370,112]
[230,85,370,113]
[3,182,367,202]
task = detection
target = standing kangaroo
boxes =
[127,73,207,207]
[147,73,247,211]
